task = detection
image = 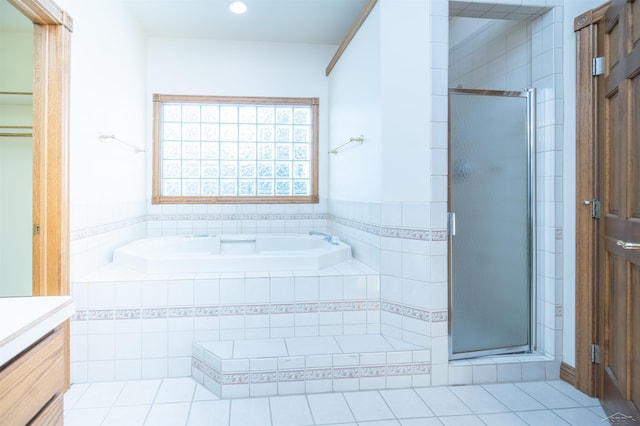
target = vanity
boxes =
[0,297,75,426]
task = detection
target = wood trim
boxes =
[325,0,378,76]
[560,362,577,386]
[574,1,610,398]
[153,94,315,105]
[6,0,64,25]
[32,23,71,300]
[10,0,72,390]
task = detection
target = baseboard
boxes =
[560,362,577,386]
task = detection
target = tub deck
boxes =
[192,334,431,398]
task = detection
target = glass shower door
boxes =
[449,89,534,359]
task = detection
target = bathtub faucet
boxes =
[309,231,339,244]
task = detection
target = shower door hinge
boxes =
[447,212,456,236]
[591,343,601,364]
[593,57,605,76]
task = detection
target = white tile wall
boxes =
[448,5,564,369]
[71,262,384,383]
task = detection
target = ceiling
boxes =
[449,1,548,20]
[1,0,369,45]
[120,0,369,45]
[3,0,551,45]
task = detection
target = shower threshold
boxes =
[192,334,430,398]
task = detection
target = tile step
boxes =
[191,334,431,398]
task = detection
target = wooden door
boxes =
[599,0,640,419]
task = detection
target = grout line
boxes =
[303,393,317,425]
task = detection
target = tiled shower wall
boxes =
[449,8,564,360]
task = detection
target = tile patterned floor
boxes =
[64,378,609,426]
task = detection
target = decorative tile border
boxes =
[147,213,328,222]
[70,215,146,240]
[71,300,446,323]
[71,300,382,322]
[192,353,431,397]
[71,211,448,243]
[380,301,446,323]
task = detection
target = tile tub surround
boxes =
[192,334,431,398]
[70,260,387,383]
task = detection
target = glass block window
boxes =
[152,95,319,204]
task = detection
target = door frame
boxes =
[573,1,610,397]
[7,0,72,387]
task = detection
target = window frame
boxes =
[152,94,319,204]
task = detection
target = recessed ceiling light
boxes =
[229,1,247,14]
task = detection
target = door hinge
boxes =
[447,212,456,236]
[33,224,40,235]
[583,199,600,218]
[591,199,601,218]
[591,343,601,364]
[593,57,605,76]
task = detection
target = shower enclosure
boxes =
[448,89,535,359]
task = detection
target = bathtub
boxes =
[112,234,352,274]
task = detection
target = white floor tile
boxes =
[415,387,472,417]
[481,383,545,411]
[515,410,571,425]
[64,378,605,426]
[187,400,230,426]
[478,412,528,426]
[343,391,394,422]
[73,382,126,408]
[64,407,110,426]
[155,377,197,403]
[307,392,355,424]
[400,419,443,426]
[64,383,90,411]
[547,380,602,407]
[515,382,583,409]
[193,383,220,401]
[553,407,608,425]
[102,405,150,426]
[380,388,435,418]
[230,397,271,426]
[588,405,607,418]
[114,379,162,406]
[270,395,314,426]
[145,402,191,426]
[438,415,486,426]
[449,385,508,414]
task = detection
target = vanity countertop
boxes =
[0,296,75,366]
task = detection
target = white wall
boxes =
[0,27,33,296]
[328,6,382,203]
[56,0,148,279]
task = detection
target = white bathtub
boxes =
[112,234,352,274]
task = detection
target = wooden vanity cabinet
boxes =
[0,326,64,426]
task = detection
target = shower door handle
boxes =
[616,240,640,250]
[448,212,456,236]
